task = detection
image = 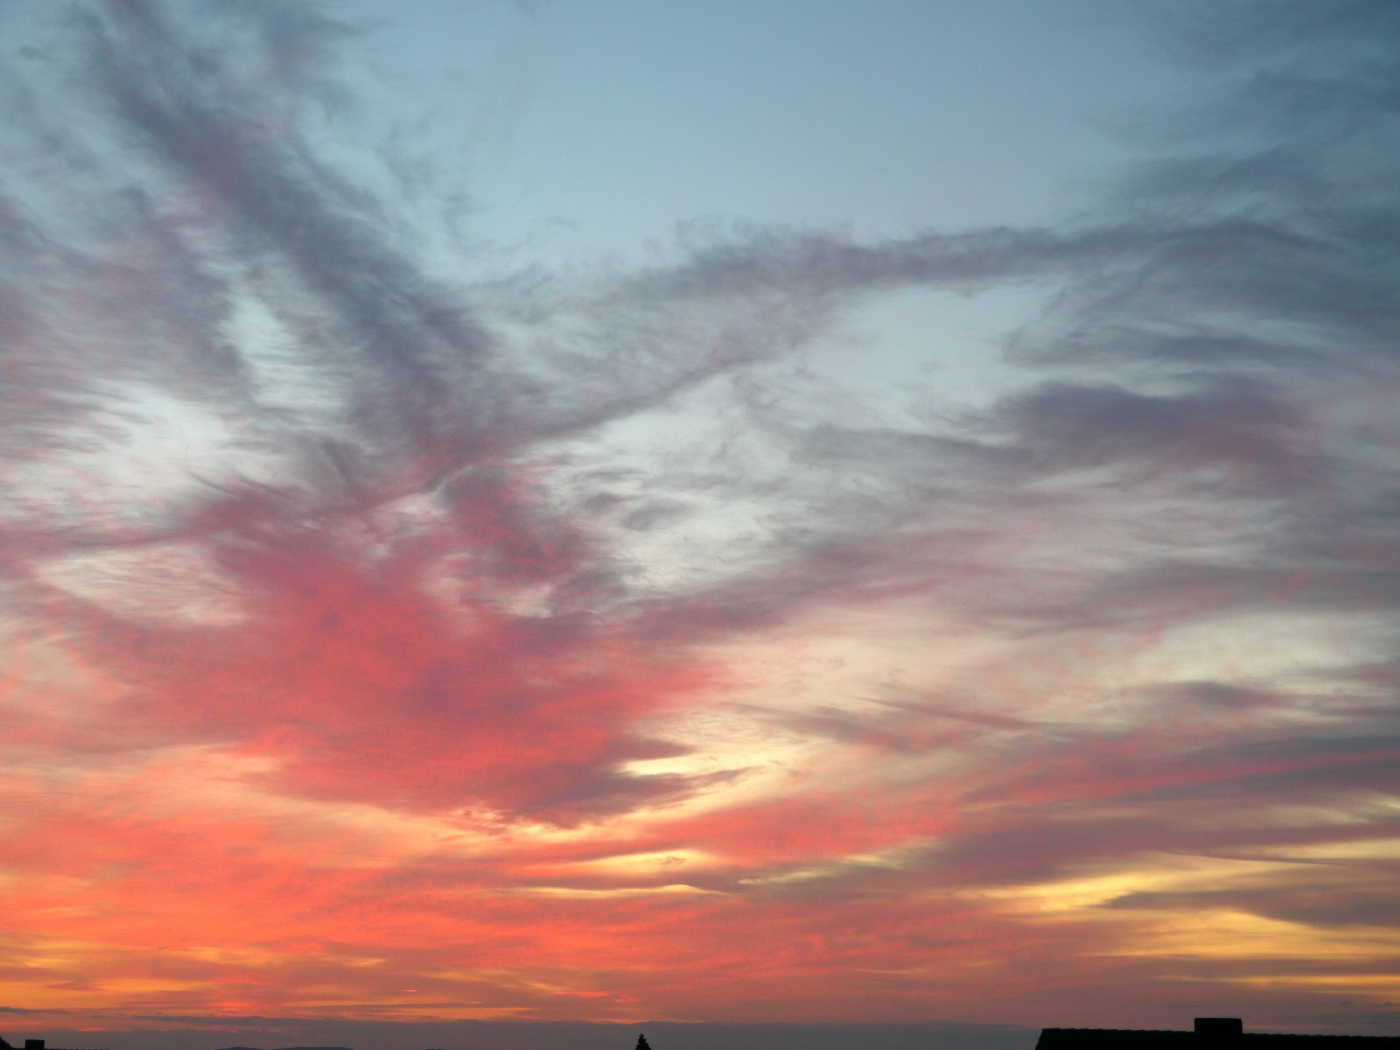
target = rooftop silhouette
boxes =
[1039,1020,1400,1050]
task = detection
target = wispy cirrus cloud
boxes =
[0,0,1398,1037]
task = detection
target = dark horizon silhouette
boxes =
[4,1017,1400,1050]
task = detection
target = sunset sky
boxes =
[1,2,1399,1048]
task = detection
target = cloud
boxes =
[0,0,1398,1032]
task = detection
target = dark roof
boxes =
[1039,1031,1400,1050]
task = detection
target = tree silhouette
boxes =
[636,1035,651,1050]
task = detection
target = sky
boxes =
[1,1,1399,1048]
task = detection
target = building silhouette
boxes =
[1039,1019,1400,1050]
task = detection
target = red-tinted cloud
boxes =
[1,0,1398,1038]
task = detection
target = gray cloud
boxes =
[0,1,1398,1019]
